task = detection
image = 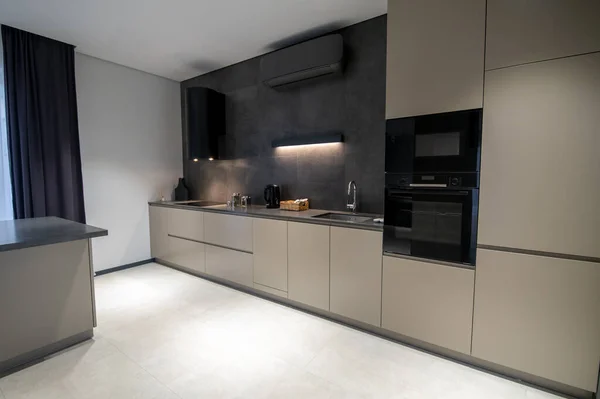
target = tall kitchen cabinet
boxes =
[253,218,288,296]
[472,249,600,392]
[478,52,600,258]
[485,0,600,70]
[330,227,383,327]
[385,0,485,118]
[476,3,600,394]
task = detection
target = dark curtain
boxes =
[1,25,85,223]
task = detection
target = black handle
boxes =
[264,187,270,203]
[387,189,469,197]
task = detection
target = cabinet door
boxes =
[205,245,253,288]
[149,206,169,260]
[479,53,600,258]
[165,236,206,273]
[204,212,253,252]
[288,222,330,311]
[382,256,474,354]
[253,218,288,292]
[486,0,600,70]
[167,208,204,242]
[472,249,600,391]
[330,227,382,326]
[386,0,485,118]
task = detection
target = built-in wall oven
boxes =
[384,109,482,266]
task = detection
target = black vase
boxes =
[174,178,190,201]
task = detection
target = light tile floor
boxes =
[0,263,566,399]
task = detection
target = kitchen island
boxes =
[0,217,107,375]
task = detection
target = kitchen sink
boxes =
[312,212,373,223]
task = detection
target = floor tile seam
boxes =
[102,336,184,399]
[299,328,345,370]
[301,367,349,394]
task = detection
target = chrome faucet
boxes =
[347,181,358,213]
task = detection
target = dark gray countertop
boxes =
[149,201,384,232]
[0,217,108,253]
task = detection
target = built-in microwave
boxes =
[385,109,482,174]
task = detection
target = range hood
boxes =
[186,87,225,161]
[260,34,344,88]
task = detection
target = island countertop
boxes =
[0,217,108,253]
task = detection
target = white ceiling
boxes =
[0,0,387,81]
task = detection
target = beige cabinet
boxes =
[330,227,383,326]
[253,283,288,298]
[479,53,600,258]
[382,256,474,354]
[288,222,330,311]
[253,218,288,292]
[165,236,206,273]
[0,240,93,364]
[149,205,169,260]
[386,0,485,118]
[205,245,253,288]
[204,212,253,252]
[485,0,600,70]
[472,249,600,391]
[167,208,204,241]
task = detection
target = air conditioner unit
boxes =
[260,34,344,88]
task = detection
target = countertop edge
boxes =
[0,229,108,253]
[148,202,383,232]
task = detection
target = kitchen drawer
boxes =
[167,208,204,242]
[253,283,288,299]
[165,236,206,273]
[204,212,253,252]
[205,245,253,288]
[382,255,474,354]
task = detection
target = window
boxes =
[0,34,14,221]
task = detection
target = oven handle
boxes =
[387,189,470,197]
[409,183,448,188]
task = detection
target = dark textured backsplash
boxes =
[180,15,386,213]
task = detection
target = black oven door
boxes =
[383,187,477,265]
[385,109,482,174]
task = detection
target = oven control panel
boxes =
[385,172,479,189]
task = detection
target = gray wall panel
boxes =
[181,16,386,213]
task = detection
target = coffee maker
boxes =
[264,184,281,209]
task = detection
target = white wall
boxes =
[76,53,182,271]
